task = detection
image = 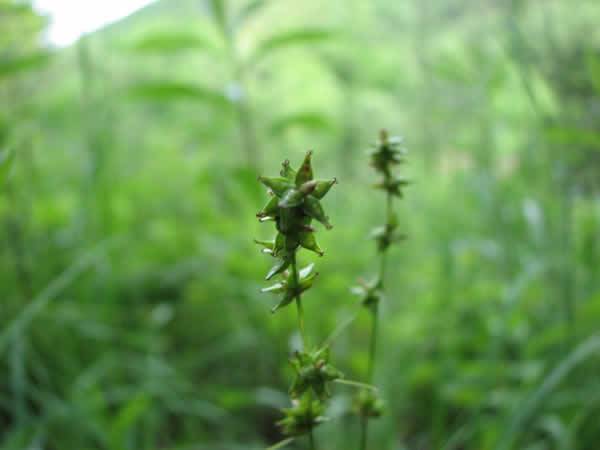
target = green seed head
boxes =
[351,277,384,311]
[277,393,327,437]
[265,263,319,313]
[255,152,335,310]
[369,129,407,178]
[289,348,343,400]
[354,389,385,418]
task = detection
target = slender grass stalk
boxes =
[0,238,119,355]
[229,46,260,169]
[256,152,338,449]
[309,428,317,450]
[212,0,260,169]
[334,379,378,391]
[266,437,295,450]
[496,335,600,450]
[354,130,408,450]
[366,307,379,382]
[359,416,368,450]
[322,312,358,349]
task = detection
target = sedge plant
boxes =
[255,151,343,449]
[352,129,408,450]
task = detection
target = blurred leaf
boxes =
[254,386,288,408]
[217,388,254,410]
[0,3,30,14]
[546,126,600,148]
[497,335,600,450]
[0,240,115,355]
[0,148,15,186]
[433,55,473,84]
[234,0,269,28]
[127,81,230,108]
[209,0,228,33]
[231,166,263,202]
[538,415,571,449]
[130,30,215,53]
[588,53,600,93]
[269,111,334,136]
[0,51,49,79]
[250,28,336,64]
[109,393,151,448]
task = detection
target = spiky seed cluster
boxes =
[370,129,407,180]
[259,263,319,313]
[353,389,384,418]
[353,129,408,309]
[369,129,408,252]
[277,394,327,437]
[351,278,383,313]
[290,348,343,400]
[256,151,336,313]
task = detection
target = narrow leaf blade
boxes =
[251,28,336,63]
[126,81,230,109]
[0,148,15,186]
[130,31,214,53]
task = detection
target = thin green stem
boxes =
[379,251,387,289]
[366,307,379,381]
[361,186,393,450]
[290,252,306,349]
[386,189,394,224]
[309,428,317,450]
[266,437,295,450]
[334,378,378,391]
[368,189,392,381]
[361,305,379,450]
[379,181,393,287]
[322,312,358,349]
[359,416,368,450]
[218,7,260,169]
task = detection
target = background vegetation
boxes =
[2,0,600,449]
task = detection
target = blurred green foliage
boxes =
[1,0,600,449]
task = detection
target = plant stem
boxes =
[309,428,317,450]
[361,182,393,450]
[560,181,575,352]
[267,437,295,450]
[379,183,393,287]
[5,184,33,302]
[290,252,306,349]
[334,378,378,391]
[366,307,379,381]
[219,6,260,169]
[359,416,368,450]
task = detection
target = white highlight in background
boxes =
[34,0,155,46]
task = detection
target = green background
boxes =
[1,0,600,449]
